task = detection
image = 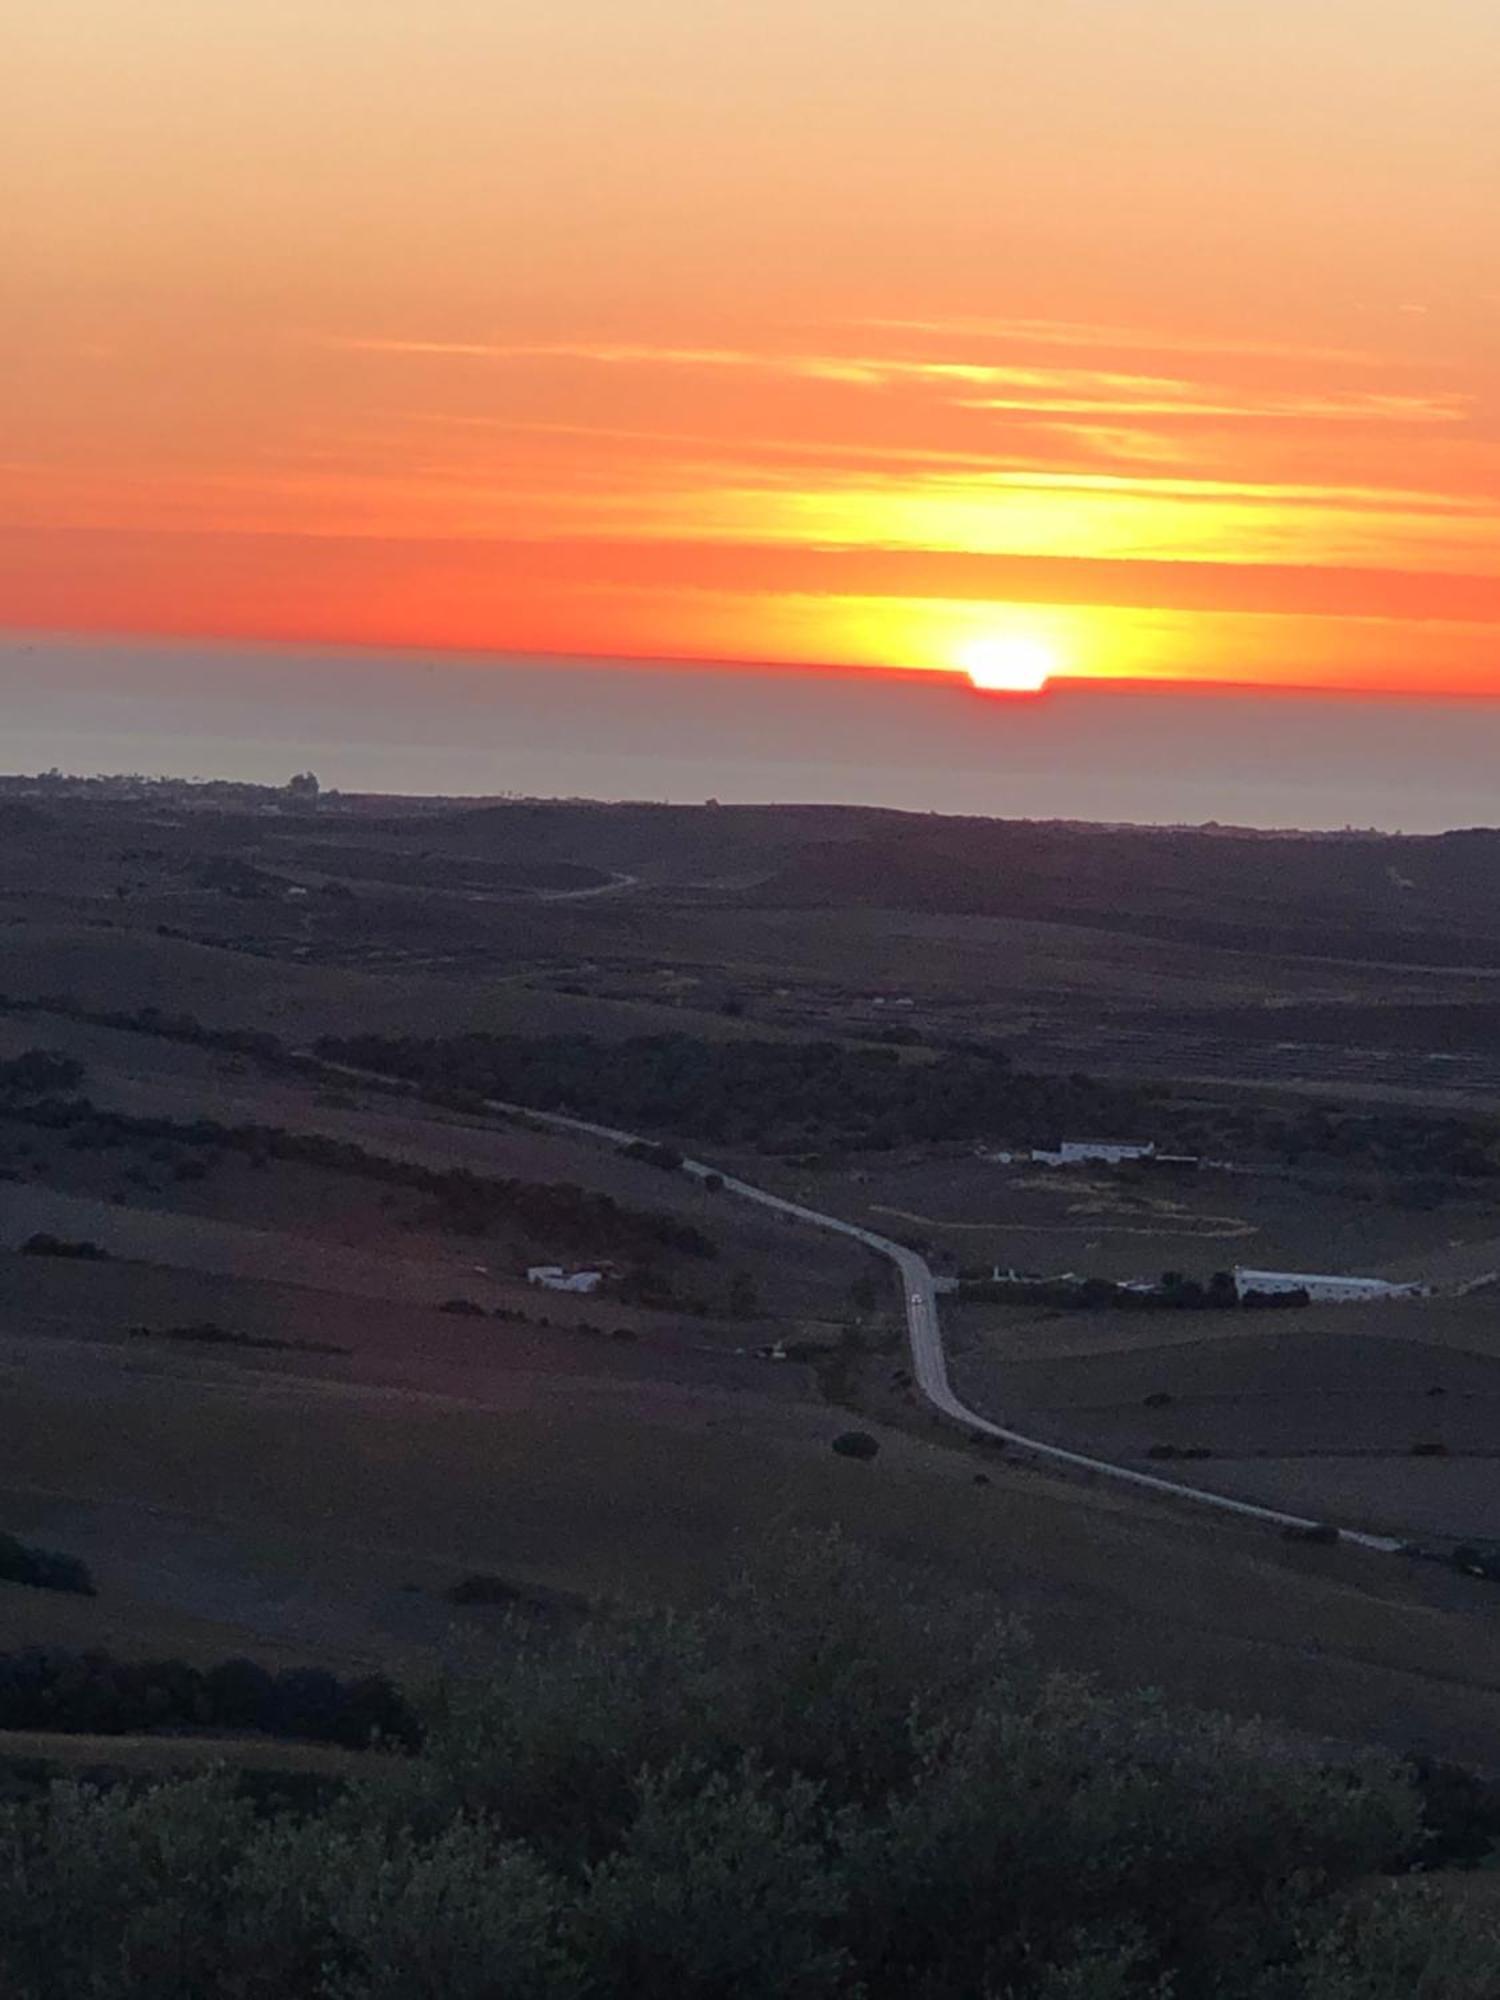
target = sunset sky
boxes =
[9,1,1499,694]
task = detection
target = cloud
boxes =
[958,390,1465,423]
[848,316,1398,368]
[321,334,1467,427]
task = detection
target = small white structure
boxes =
[526,1265,605,1295]
[1032,1140,1156,1167]
[1232,1266,1425,1305]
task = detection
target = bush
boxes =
[0,1533,1493,1997]
[0,1647,418,1749]
[19,1233,108,1261]
[0,1535,95,1596]
[0,1093,715,1264]
[316,1028,1153,1155]
[447,1575,526,1608]
[831,1432,880,1461]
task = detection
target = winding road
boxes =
[312,1059,1407,1555]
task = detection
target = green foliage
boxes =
[1296,1884,1500,1999]
[0,1533,1495,1997]
[318,1029,1150,1153]
[0,1647,418,1748]
[576,1758,850,1998]
[1,1093,713,1263]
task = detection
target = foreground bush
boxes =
[0,1534,1494,1997]
[0,1648,418,1749]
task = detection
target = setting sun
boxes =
[958,636,1058,694]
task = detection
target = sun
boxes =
[957,635,1058,693]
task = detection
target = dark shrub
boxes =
[831,1432,880,1461]
[447,1574,525,1607]
[203,1658,276,1731]
[19,1234,108,1261]
[1410,1757,1500,1868]
[328,1675,422,1751]
[0,1535,96,1596]
[265,1669,345,1742]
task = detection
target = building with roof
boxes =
[1232,1267,1425,1305]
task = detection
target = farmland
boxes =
[3,781,1500,1771]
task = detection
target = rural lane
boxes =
[311,1059,1407,1555]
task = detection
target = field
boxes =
[5,783,1500,1771]
[948,1298,1500,1543]
[7,1293,1500,1767]
[711,1149,1500,1288]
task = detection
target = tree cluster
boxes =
[0,1534,1495,1997]
[19,1234,108,1262]
[0,995,283,1065]
[957,1270,1309,1311]
[0,1649,417,1750]
[318,1031,1152,1153]
[2,1095,714,1265]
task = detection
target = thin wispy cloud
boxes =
[322,333,1468,426]
[957,391,1466,423]
[848,316,1404,369]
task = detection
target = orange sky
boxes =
[8,0,1499,693]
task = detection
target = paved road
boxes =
[312,1059,1407,1554]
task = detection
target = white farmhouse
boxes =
[1032,1139,1156,1167]
[526,1265,605,1295]
[1232,1267,1426,1305]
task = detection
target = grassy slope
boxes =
[3,1348,1500,1768]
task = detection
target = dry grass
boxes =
[3,1341,1500,1766]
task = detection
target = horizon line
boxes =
[6,623,1500,708]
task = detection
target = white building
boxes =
[1232,1266,1425,1305]
[1032,1140,1156,1167]
[526,1266,605,1295]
